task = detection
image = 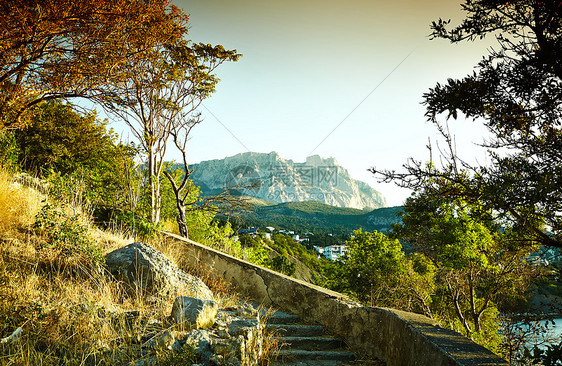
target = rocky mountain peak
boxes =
[190,152,386,210]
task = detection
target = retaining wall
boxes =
[164,232,509,366]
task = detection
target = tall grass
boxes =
[0,169,256,365]
[0,170,43,235]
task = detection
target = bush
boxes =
[33,202,104,264]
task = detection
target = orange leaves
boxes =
[0,0,190,129]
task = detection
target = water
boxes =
[515,318,562,349]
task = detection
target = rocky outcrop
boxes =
[104,242,214,300]
[138,303,263,366]
[171,296,218,329]
[190,151,386,210]
[103,243,264,365]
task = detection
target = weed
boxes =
[257,307,284,366]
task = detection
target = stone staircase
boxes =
[264,309,361,366]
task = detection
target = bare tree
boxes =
[163,117,251,238]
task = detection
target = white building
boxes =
[322,245,349,261]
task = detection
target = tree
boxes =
[0,0,188,129]
[371,0,561,248]
[163,123,248,238]
[391,188,533,341]
[11,101,140,218]
[14,101,115,176]
[103,41,240,224]
[336,229,406,307]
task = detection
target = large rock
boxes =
[171,296,218,329]
[104,242,213,300]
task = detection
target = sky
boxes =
[115,0,496,206]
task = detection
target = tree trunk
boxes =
[147,144,161,224]
[163,170,188,238]
[469,271,480,333]
[448,280,471,338]
[177,205,188,238]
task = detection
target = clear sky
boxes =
[118,1,495,206]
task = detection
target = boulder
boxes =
[171,296,218,329]
[183,329,213,364]
[104,242,213,300]
[142,329,181,353]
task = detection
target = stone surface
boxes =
[142,329,181,353]
[104,242,214,300]
[165,232,510,366]
[184,329,214,364]
[178,306,263,366]
[171,296,218,329]
[189,151,386,210]
[212,306,263,366]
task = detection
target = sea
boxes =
[516,318,562,349]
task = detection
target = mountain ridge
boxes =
[235,200,403,234]
[189,151,387,210]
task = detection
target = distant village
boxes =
[235,226,349,261]
[235,226,562,267]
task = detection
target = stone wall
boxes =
[164,232,509,366]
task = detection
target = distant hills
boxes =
[189,151,387,210]
[232,200,403,235]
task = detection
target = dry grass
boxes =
[0,169,250,365]
[258,307,283,366]
[0,170,43,235]
[0,229,174,365]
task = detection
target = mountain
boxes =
[189,152,386,210]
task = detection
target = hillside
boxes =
[0,172,274,365]
[189,151,387,210]
[233,200,403,234]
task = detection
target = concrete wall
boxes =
[165,232,509,366]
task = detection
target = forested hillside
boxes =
[234,201,402,234]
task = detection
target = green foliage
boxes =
[157,345,197,365]
[116,211,163,242]
[15,102,115,176]
[268,255,296,276]
[9,101,141,225]
[33,202,103,263]
[267,233,323,272]
[333,229,406,306]
[239,233,261,248]
[392,187,533,349]
[240,202,402,235]
[0,129,19,171]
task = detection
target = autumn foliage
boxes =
[0,0,189,128]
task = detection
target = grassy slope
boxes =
[0,171,240,365]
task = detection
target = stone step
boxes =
[276,349,356,361]
[271,360,350,366]
[267,324,324,337]
[267,311,302,325]
[280,336,346,351]
[271,360,386,366]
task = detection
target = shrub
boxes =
[33,202,104,264]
